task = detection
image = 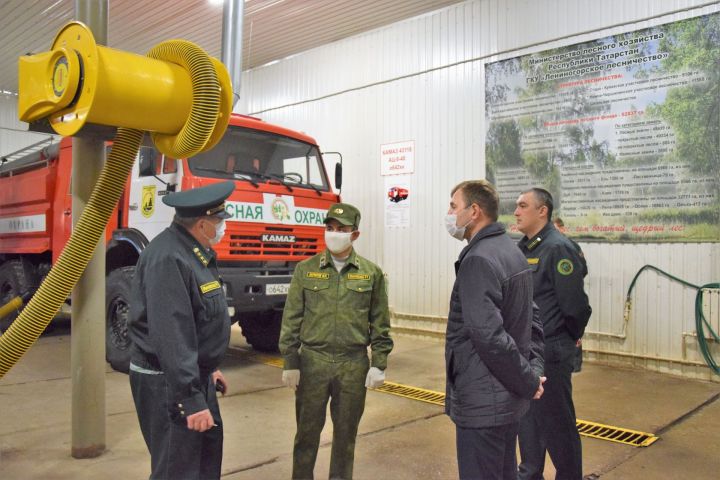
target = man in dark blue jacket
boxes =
[515,188,592,480]
[444,180,545,480]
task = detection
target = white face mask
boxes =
[444,207,472,241]
[325,231,353,254]
[206,219,226,246]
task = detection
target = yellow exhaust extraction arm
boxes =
[0,21,232,378]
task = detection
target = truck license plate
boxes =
[266,283,290,295]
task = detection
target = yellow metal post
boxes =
[70,0,107,459]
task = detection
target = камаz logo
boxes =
[261,234,297,243]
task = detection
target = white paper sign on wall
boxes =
[380,140,414,176]
[384,176,411,228]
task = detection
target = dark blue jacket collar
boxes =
[518,221,555,251]
[458,222,506,263]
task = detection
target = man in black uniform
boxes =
[515,188,592,480]
[553,216,587,373]
[128,181,234,480]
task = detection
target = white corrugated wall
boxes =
[239,0,720,380]
[1,0,717,379]
[0,95,57,157]
[1,95,34,157]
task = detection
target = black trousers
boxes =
[518,335,582,480]
[130,371,223,480]
[455,422,519,480]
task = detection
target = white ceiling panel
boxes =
[0,0,464,95]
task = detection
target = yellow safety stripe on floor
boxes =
[236,350,659,447]
[576,419,659,447]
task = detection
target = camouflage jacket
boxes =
[279,249,393,370]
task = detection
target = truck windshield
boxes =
[187,125,329,191]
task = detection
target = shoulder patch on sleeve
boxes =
[200,280,221,294]
[557,258,574,275]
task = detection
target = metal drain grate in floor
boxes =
[249,353,285,368]
[234,349,659,447]
[374,382,659,447]
[230,349,285,368]
[237,350,444,406]
[576,419,658,447]
[374,381,446,406]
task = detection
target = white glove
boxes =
[282,369,300,389]
[365,367,385,388]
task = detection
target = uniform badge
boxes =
[306,272,330,280]
[200,281,221,293]
[557,259,574,275]
[141,185,156,218]
[347,273,370,280]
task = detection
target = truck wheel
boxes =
[106,266,135,373]
[238,310,281,352]
[0,260,31,333]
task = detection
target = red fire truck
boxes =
[0,113,341,371]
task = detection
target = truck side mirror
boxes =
[334,163,342,190]
[322,151,343,192]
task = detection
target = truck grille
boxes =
[223,225,320,260]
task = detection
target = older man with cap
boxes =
[279,202,394,480]
[128,181,234,480]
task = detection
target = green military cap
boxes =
[162,181,234,219]
[324,202,361,228]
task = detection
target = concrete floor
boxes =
[1,324,719,479]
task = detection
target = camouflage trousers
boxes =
[292,351,369,480]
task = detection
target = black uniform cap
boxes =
[162,181,234,219]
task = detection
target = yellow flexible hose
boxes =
[146,40,220,157]
[0,40,224,378]
[0,296,24,322]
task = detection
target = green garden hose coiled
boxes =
[625,265,720,375]
[0,39,227,378]
[696,282,720,375]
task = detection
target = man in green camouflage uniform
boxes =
[279,202,393,480]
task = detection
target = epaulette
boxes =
[192,246,209,267]
[526,236,542,251]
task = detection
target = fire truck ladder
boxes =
[0,137,57,176]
